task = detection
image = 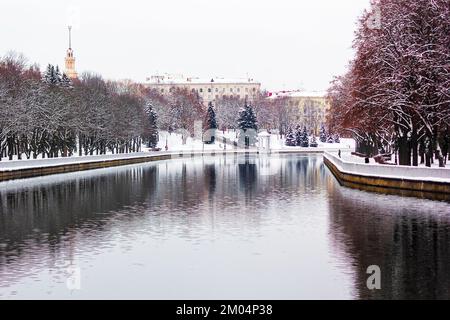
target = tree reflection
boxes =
[327,181,450,299]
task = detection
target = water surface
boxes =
[0,154,449,299]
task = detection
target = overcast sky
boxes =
[0,0,371,91]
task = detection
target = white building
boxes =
[144,74,261,105]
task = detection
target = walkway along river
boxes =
[0,153,449,299]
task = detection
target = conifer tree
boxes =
[237,102,258,146]
[319,124,327,143]
[285,127,296,146]
[301,126,309,147]
[204,102,218,144]
[146,104,159,148]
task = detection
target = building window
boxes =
[215,88,218,92]
[200,88,203,93]
[237,88,240,92]
[223,95,227,99]
[161,89,164,93]
[245,88,248,92]
[208,88,211,93]
[215,95,219,99]
[252,88,256,92]
[230,88,233,92]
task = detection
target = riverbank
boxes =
[324,152,450,201]
[0,148,354,182]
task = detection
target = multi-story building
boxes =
[268,90,329,135]
[144,74,261,105]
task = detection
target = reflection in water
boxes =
[327,182,450,299]
[0,154,449,299]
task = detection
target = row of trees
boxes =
[327,0,450,166]
[146,88,297,138]
[1,53,330,159]
[0,53,158,161]
[284,124,338,147]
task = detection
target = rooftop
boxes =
[267,90,327,99]
[145,74,260,85]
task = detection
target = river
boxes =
[0,154,449,299]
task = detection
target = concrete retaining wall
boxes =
[324,152,450,201]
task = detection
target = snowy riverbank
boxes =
[324,152,450,183]
[0,132,355,175]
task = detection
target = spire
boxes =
[68,26,72,49]
[64,26,77,79]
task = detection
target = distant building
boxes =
[268,90,329,135]
[64,26,78,79]
[144,74,261,105]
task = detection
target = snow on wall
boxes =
[324,152,450,183]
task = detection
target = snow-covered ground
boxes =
[340,152,450,169]
[326,152,450,183]
[0,131,355,172]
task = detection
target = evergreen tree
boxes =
[54,65,62,84]
[42,64,63,85]
[237,102,258,146]
[301,126,309,147]
[145,104,159,148]
[237,102,258,131]
[285,127,296,146]
[61,73,72,88]
[43,64,57,84]
[205,102,218,130]
[319,124,327,143]
[327,134,334,143]
[204,102,218,144]
[295,125,302,146]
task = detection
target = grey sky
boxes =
[0,0,371,91]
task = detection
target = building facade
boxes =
[269,91,329,135]
[144,74,261,105]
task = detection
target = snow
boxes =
[340,152,450,169]
[325,152,450,183]
[146,75,259,85]
[0,131,355,173]
[268,90,327,99]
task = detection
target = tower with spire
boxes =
[64,26,78,79]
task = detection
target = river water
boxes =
[0,154,449,299]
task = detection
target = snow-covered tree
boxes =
[333,134,340,144]
[204,102,218,130]
[144,104,159,148]
[310,135,318,147]
[326,0,450,166]
[204,102,217,144]
[285,127,296,146]
[0,53,154,160]
[237,102,258,146]
[319,124,327,143]
[238,102,258,131]
[215,95,242,131]
[300,126,309,147]
[295,125,302,146]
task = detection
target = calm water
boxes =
[0,154,449,299]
